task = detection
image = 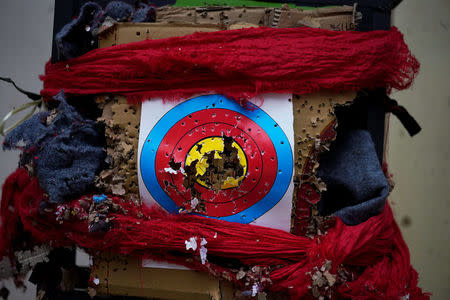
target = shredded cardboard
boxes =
[95,96,141,202]
[156,5,357,30]
[290,92,355,236]
[15,245,51,273]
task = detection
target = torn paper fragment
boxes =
[236,270,246,280]
[199,238,208,265]
[191,197,199,210]
[252,283,259,297]
[185,237,197,251]
[164,167,179,175]
[323,270,336,286]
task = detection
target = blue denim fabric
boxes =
[316,129,389,225]
[4,91,104,203]
[103,1,135,21]
[55,2,102,60]
[132,3,157,22]
[56,1,158,60]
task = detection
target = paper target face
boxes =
[139,94,294,225]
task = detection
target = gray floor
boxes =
[0,0,449,299]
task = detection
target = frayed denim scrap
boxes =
[132,3,156,22]
[4,91,104,203]
[316,129,389,226]
[56,1,159,60]
[55,2,102,60]
[85,0,174,8]
[103,1,134,21]
[101,1,156,23]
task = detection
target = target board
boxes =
[138,94,294,231]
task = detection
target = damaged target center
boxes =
[182,135,247,193]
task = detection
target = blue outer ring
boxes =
[140,95,293,223]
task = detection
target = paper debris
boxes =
[95,96,141,202]
[252,283,259,297]
[190,197,199,210]
[236,270,246,280]
[185,237,197,251]
[87,287,97,299]
[323,270,336,286]
[200,238,208,264]
[309,260,336,298]
[164,167,179,175]
[15,245,51,272]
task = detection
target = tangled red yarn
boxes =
[6,25,426,299]
[40,26,419,103]
[0,169,429,299]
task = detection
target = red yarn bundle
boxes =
[40,26,419,102]
[0,169,429,299]
[5,25,427,298]
[0,168,33,258]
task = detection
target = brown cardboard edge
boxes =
[92,253,233,300]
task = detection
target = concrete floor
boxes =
[0,0,448,299]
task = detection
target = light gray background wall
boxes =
[0,0,448,299]
[0,1,54,299]
[390,1,450,299]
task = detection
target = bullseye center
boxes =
[185,136,247,191]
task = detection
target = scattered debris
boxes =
[93,277,100,285]
[164,167,179,175]
[87,287,97,299]
[93,194,107,204]
[190,197,199,210]
[252,283,260,297]
[15,245,51,274]
[236,270,246,280]
[88,196,126,233]
[95,96,141,203]
[0,258,13,280]
[199,238,208,265]
[185,237,197,251]
[307,260,337,299]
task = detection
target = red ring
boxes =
[155,108,277,217]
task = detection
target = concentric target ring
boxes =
[140,94,293,223]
